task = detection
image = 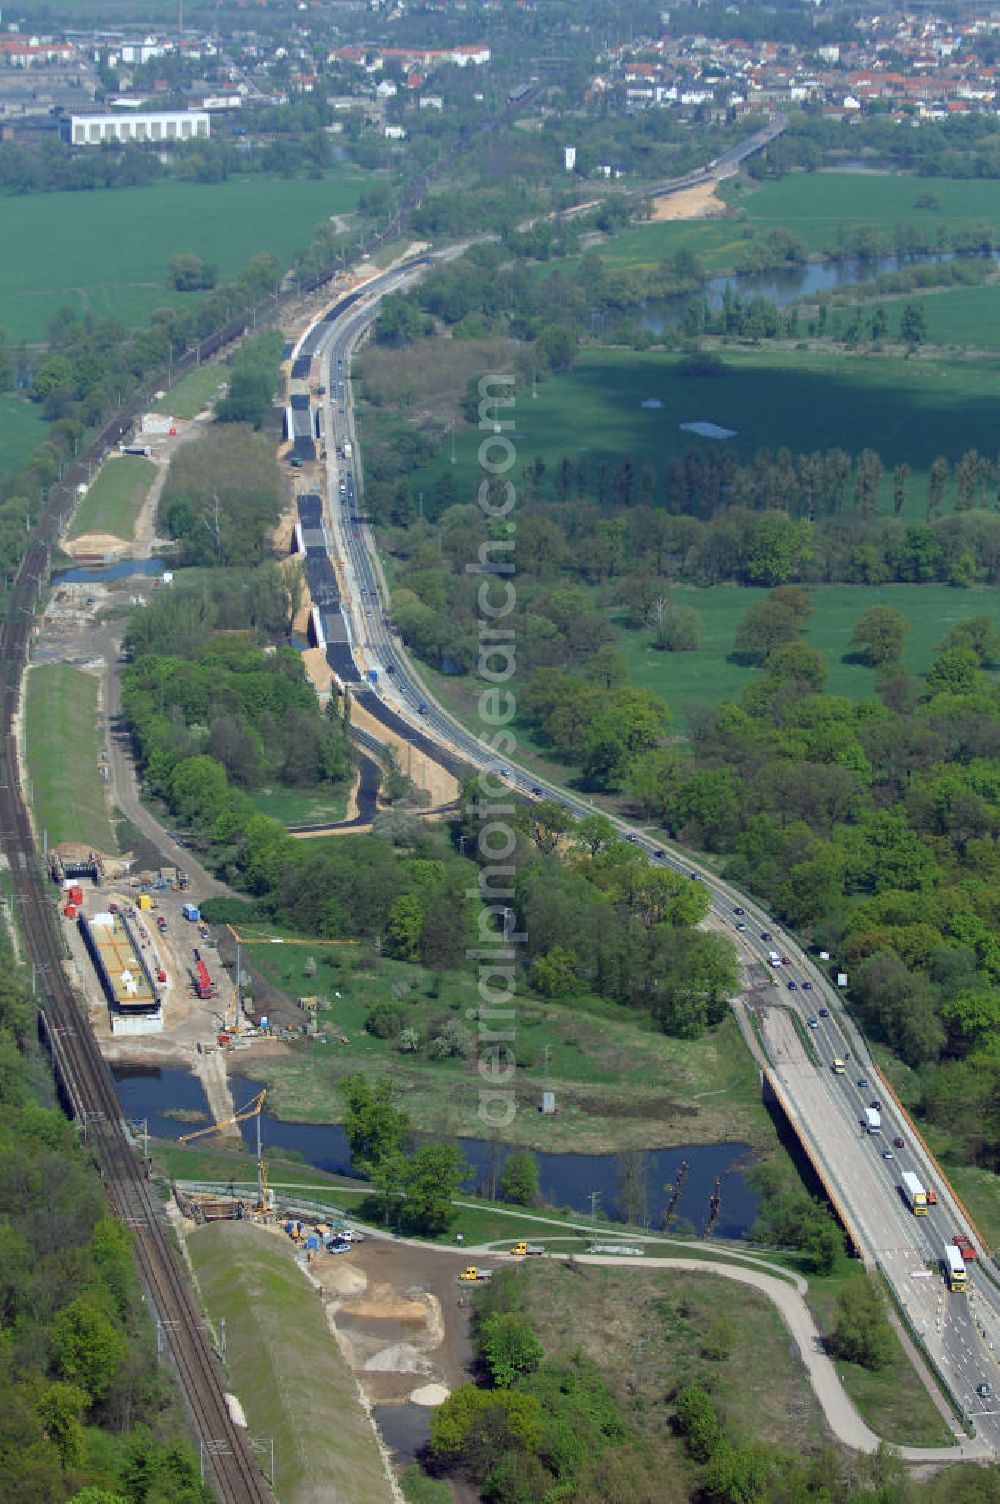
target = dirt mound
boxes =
[409,1383,450,1407]
[62,532,128,558]
[364,1343,432,1375]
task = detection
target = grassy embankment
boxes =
[23,663,117,853]
[216,933,769,1153]
[151,364,227,421]
[0,171,364,344]
[187,1221,395,1504]
[67,455,156,541]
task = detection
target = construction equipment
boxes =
[179,1089,272,1213]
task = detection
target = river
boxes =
[112,1063,760,1238]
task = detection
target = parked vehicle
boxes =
[511,1242,545,1256]
[458,1266,493,1282]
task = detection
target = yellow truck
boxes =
[511,1242,545,1256]
[458,1266,493,1282]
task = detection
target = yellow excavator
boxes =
[179,1088,272,1213]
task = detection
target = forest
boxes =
[0,936,211,1504]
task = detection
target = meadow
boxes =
[617,582,1000,723]
[415,344,1000,519]
[0,171,364,344]
[0,394,47,478]
[152,363,227,421]
[67,454,156,540]
[831,278,1000,350]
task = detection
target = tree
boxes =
[656,604,701,652]
[829,1276,894,1371]
[479,1312,543,1388]
[400,1141,467,1235]
[385,893,423,961]
[849,605,910,667]
[166,253,217,291]
[53,1297,127,1402]
[429,1386,542,1463]
[941,615,1000,667]
[892,462,910,518]
[926,647,982,699]
[500,1150,539,1206]
[574,812,618,857]
[532,944,579,997]
[674,1383,721,1462]
[341,1074,411,1173]
[900,300,927,347]
[733,589,810,663]
[764,640,827,693]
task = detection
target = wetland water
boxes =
[112,1064,760,1236]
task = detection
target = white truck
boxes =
[865,1107,881,1134]
[768,950,781,967]
[901,1171,928,1215]
[342,439,352,460]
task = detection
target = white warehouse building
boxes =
[68,111,210,146]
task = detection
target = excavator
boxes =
[179,1088,273,1214]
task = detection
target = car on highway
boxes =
[761,931,772,942]
[977,1383,993,1400]
[735,922,747,931]
[882,1149,894,1160]
[807,1017,819,1029]
[499,767,512,778]
[654,849,667,860]
[531,786,542,796]
[818,1006,828,1017]
[626,834,638,843]
[870,1100,881,1112]
[781,955,792,965]
[857,1077,869,1090]
[418,701,428,714]
[689,871,701,880]
[733,907,744,915]
[787,980,797,990]
[893,1137,904,1148]
[802,981,814,991]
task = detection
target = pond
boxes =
[54,556,167,584]
[113,1064,760,1238]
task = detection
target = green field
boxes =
[0,393,47,478]
[829,278,1000,350]
[419,344,1000,520]
[246,783,349,828]
[0,172,363,343]
[617,582,1000,726]
[593,171,1000,272]
[67,454,156,540]
[188,1222,395,1504]
[152,364,227,420]
[24,663,116,853]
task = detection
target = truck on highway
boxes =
[342,440,352,460]
[944,1243,968,1292]
[832,1058,845,1074]
[901,1171,928,1215]
[767,950,781,966]
[954,1231,977,1262]
[865,1107,881,1134]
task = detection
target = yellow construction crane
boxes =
[179,1089,271,1213]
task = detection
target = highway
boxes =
[290,257,1000,1451]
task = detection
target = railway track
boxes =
[0,549,272,1504]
